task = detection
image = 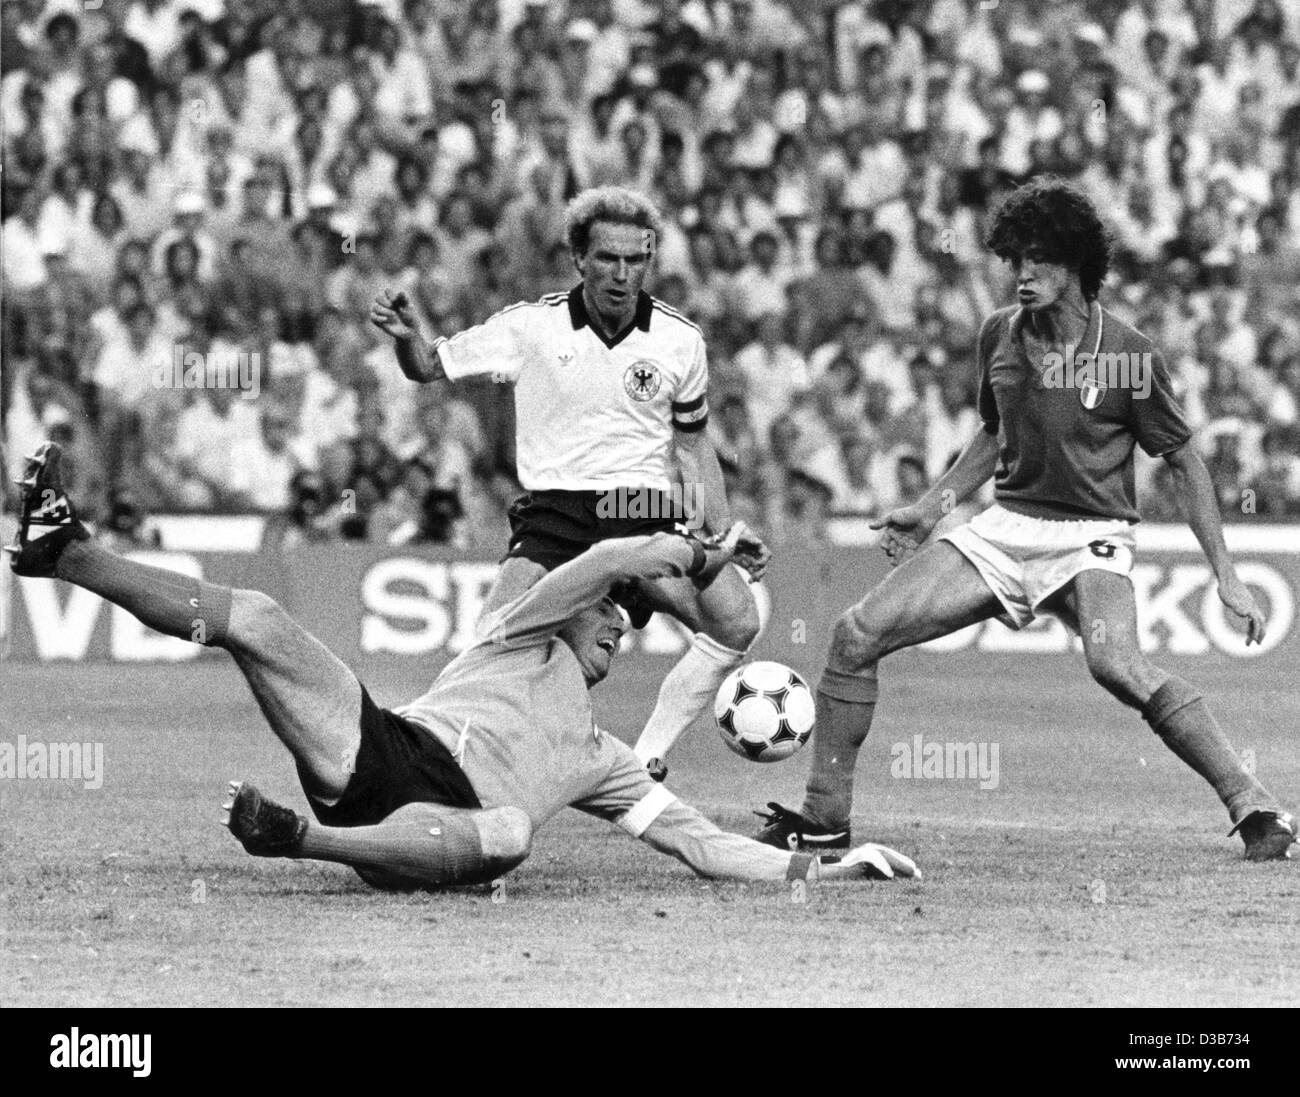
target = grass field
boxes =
[3,652,1297,1008]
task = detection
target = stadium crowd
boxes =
[3,0,1300,550]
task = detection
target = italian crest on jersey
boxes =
[624,360,662,402]
[1079,375,1108,409]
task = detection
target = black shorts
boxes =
[309,687,480,828]
[505,489,685,571]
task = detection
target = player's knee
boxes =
[828,605,884,673]
[476,806,533,865]
[706,590,760,651]
[1086,649,1145,708]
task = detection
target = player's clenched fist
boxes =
[680,522,772,585]
[370,289,418,340]
[725,521,772,581]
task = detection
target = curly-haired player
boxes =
[370,186,767,783]
[755,176,1297,861]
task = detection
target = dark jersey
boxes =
[976,303,1192,522]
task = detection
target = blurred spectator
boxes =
[371,457,464,546]
[733,312,808,440]
[709,391,764,498]
[836,434,880,515]
[91,301,170,408]
[729,229,793,319]
[794,229,868,350]
[3,183,47,294]
[1255,424,1300,515]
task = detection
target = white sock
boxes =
[634,633,746,766]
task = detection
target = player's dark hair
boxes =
[151,84,182,109]
[396,154,429,189]
[164,238,200,281]
[985,175,1112,300]
[702,129,734,155]
[45,12,78,41]
[813,227,845,265]
[774,132,803,162]
[406,231,437,266]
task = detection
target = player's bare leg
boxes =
[629,564,759,769]
[479,556,547,616]
[223,782,533,888]
[1056,570,1295,860]
[760,540,1004,847]
[6,442,361,801]
[222,594,362,801]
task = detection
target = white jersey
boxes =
[435,286,710,492]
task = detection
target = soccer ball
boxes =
[714,661,816,762]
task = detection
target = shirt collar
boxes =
[568,283,653,348]
[1011,299,1104,362]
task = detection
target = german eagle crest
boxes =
[624,360,662,402]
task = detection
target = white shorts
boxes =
[940,504,1136,630]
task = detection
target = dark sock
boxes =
[1143,676,1274,822]
[55,541,232,647]
[299,804,495,887]
[801,666,879,831]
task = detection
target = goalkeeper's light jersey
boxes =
[392,536,691,831]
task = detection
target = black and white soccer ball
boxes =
[714,661,816,762]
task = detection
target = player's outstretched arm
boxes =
[1163,442,1266,645]
[638,799,920,882]
[481,526,757,646]
[871,426,999,564]
[370,289,447,383]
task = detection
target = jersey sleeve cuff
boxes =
[1142,433,1193,458]
[616,784,677,838]
[431,336,453,377]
